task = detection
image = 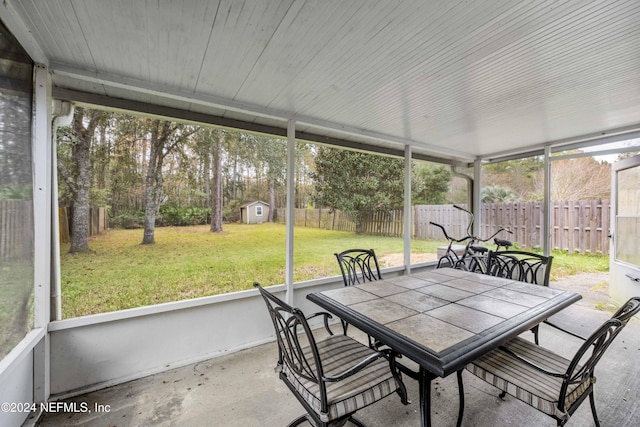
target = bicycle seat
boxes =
[494,238,513,248]
[469,245,488,254]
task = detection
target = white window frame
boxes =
[255,205,263,216]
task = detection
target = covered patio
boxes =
[1,1,640,426]
[35,275,640,426]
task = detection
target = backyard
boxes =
[59,223,610,318]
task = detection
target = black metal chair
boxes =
[334,249,382,344]
[486,250,553,344]
[486,250,553,286]
[254,282,408,427]
[334,248,382,287]
[464,297,640,426]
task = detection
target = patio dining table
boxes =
[307,267,582,427]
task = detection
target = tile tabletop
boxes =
[308,268,582,375]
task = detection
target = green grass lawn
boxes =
[59,223,609,318]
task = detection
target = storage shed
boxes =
[240,201,270,224]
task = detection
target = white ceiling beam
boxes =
[483,123,640,162]
[51,63,475,162]
[551,145,640,162]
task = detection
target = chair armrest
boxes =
[498,345,567,379]
[323,351,386,382]
[306,312,334,335]
[542,319,588,341]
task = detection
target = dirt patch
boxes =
[550,272,616,312]
[378,253,437,267]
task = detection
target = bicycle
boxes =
[430,205,513,273]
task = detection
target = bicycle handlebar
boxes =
[481,227,513,242]
[429,221,473,243]
[453,204,471,214]
[453,205,474,237]
[430,220,512,244]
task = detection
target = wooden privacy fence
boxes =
[280,208,356,232]
[0,200,33,260]
[417,201,610,254]
[276,200,611,254]
[274,208,404,236]
[552,200,610,255]
[58,207,108,243]
[0,203,108,252]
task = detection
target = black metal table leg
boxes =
[418,368,465,427]
[456,369,465,427]
[419,367,433,427]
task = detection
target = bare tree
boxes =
[548,157,611,200]
[141,120,198,244]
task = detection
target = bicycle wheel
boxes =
[452,258,469,271]
[466,254,488,274]
[436,255,455,268]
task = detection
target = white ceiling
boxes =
[3,0,640,163]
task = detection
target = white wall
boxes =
[48,278,343,397]
[48,265,415,398]
[0,330,45,427]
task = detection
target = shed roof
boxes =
[240,201,269,209]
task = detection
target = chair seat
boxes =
[281,334,399,423]
[466,337,593,421]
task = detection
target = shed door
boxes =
[610,154,640,305]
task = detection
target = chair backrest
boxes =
[253,282,324,393]
[611,296,640,324]
[334,248,382,286]
[559,297,640,409]
[487,250,553,286]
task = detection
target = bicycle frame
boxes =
[430,205,513,273]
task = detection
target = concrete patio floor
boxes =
[35,274,639,427]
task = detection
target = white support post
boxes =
[473,159,482,237]
[33,65,52,329]
[51,101,74,321]
[285,120,296,304]
[404,145,412,274]
[32,64,52,402]
[543,146,551,256]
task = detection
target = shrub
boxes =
[110,210,145,229]
[157,206,209,226]
[223,199,242,223]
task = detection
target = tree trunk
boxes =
[232,153,238,200]
[70,140,91,252]
[140,120,195,244]
[268,178,275,222]
[202,151,210,209]
[69,107,100,253]
[210,129,223,232]
[354,214,363,235]
[141,121,164,245]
